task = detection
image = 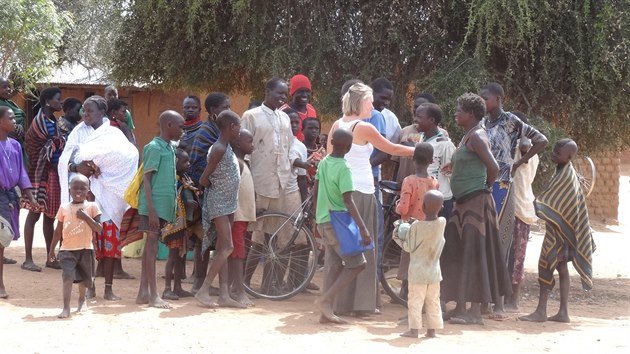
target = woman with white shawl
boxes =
[58,95,139,301]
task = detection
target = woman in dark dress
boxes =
[440,93,511,325]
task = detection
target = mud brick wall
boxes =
[584,151,620,224]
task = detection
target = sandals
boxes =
[488,313,510,321]
[21,262,42,272]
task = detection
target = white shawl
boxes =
[58,118,139,228]
[512,144,539,225]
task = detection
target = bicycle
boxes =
[378,180,407,306]
[574,155,596,197]
[243,194,318,301]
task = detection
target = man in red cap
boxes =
[283,74,318,141]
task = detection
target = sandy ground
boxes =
[2,157,630,353]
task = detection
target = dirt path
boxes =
[2,166,629,353]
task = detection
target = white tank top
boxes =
[337,118,375,194]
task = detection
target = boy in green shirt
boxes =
[312,128,371,324]
[136,110,185,309]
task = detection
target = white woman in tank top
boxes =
[336,119,375,194]
[327,84,414,192]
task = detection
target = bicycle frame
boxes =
[263,194,313,255]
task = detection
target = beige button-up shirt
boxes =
[241,104,292,199]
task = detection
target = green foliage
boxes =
[52,0,127,74]
[112,0,630,153]
[464,0,630,153]
[0,0,71,91]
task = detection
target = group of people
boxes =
[0,75,594,337]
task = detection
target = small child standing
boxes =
[396,190,446,338]
[313,128,371,324]
[161,149,196,300]
[520,139,595,323]
[136,110,185,309]
[302,117,324,183]
[395,142,439,301]
[196,110,244,309]
[396,142,439,221]
[229,128,256,307]
[0,107,35,299]
[49,174,102,318]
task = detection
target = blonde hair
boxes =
[342,83,372,116]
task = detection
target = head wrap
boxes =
[289,74,312,96]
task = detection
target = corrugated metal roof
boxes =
[39,63,109,86]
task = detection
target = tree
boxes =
[52,0,126,76]
[0,0,71,90]
[112,0,630,152]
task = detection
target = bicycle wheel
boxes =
[379,220,407,306]
[243,212,318,301]
[573,155,596,197]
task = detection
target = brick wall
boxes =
[582,151,620,224]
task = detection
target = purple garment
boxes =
[0,138,32,239]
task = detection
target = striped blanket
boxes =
[22,110,64,217]
[188,120,220,183]
[534,163,595,290]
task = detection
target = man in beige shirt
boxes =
[242,78,297,294]
[241,77,293,204]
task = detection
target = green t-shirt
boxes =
[125,110,135,129]
[138,137,177,223]
[315,155,355,224]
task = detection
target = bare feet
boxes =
[162,289,179,301]
[518,310,548,322]
[135,289,150,305]
[174,289,194,298]
[548,312,570,323]
[400,329,418,338]
[504,303,520,313]
[0,288,7,299]
[426,329,436,338]
[58,308,71,319]
[318,314,347,324]
[315,298,346,324]
[195,291,218,308]
[86,286,96,299]
[488,312,510,321]
[208,286,219,296]
[77,298,88,313]
[232,292,255,307]
[217,296,247,308]
[104,290,122,301]
[442,308,464,321]
[149,295,171,309]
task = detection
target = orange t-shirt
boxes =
[396,175,439,221]
[55,201,102,251]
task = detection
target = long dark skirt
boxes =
[440,190,512,304]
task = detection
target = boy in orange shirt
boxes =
[49,175,103,318]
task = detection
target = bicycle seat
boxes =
[379,180,401,192]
